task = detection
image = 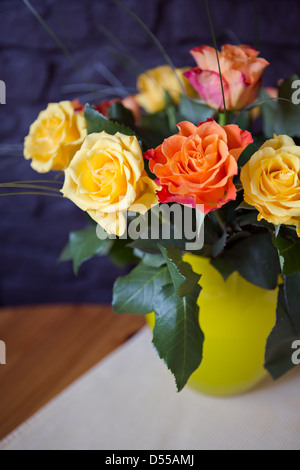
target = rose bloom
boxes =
[241,135,300,236]
[24,101,87,173]
[62,132,159,236]
[184,44,269,111]
[136,65,197,113]
[145,119,253,213]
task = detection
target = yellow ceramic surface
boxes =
[147,255,278,396]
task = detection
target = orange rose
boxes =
[184,45,269,111]
[145,119,253,213]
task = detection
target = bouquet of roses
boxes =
[7,4,300,391]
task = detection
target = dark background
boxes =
[0,0,299,306]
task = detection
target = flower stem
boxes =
[0,183,62,192]
[22,0,78,70]
[111,0,187,96]
[205,0,228,123]
[0,191,63,198]
[218,112,226,127]
[3,180,62,184]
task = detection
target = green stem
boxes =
[111,0,187,96]
[3,180,63,184]
[218,112,226,127]
[166,107,177,132]
[22,0,78,70]
[205,0,228,123]
[0,183,62,192]
[0,191,63,198]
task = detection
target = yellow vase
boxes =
[147,255,278,397]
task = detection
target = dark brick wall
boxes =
[0,0,299,306]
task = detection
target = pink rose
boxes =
[184,44,269,111]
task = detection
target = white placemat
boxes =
[1,327,299,450]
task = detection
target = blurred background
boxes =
[0,0,299,307]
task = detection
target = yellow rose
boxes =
[24,101,87,173]
[241,135,300,235]
[136,65,197,113]
[61,132,160,236]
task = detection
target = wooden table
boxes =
[0,304,145,440]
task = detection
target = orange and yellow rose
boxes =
[24,101,87,173]
[145,119,253,213]
[241,135,300,236]
[184,44,269,111]
[62,132,159,237]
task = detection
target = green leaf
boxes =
[238,142,259,168]
[234,110,250,131]
[285,271,300,331]
[112,264,171,315]
[165,105,178,134]
[225,232,280,290]
[211,231,227,257]
[153,283,204,392]
[133,249,166,267]
[129,237,161,255]
[108,102,135,129]
[272,232,300,275]
[259,89,277,138]
[84,103,136,137]
[64,226,113,275]
[265,281,300,379]
[210,257,235,281]
[58,243,72,262]
[235,201,255,210]
[203,213,221,244]
[260,75,300,138]
[139,111,173,148]
[277,75,300,136]
[235,210,274,230]
[108,239,139,268]
[129,228,189,255]
[141,253,166,268]
[178,96,215,125]
[159,245,201,298]
[164,90,176,108]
